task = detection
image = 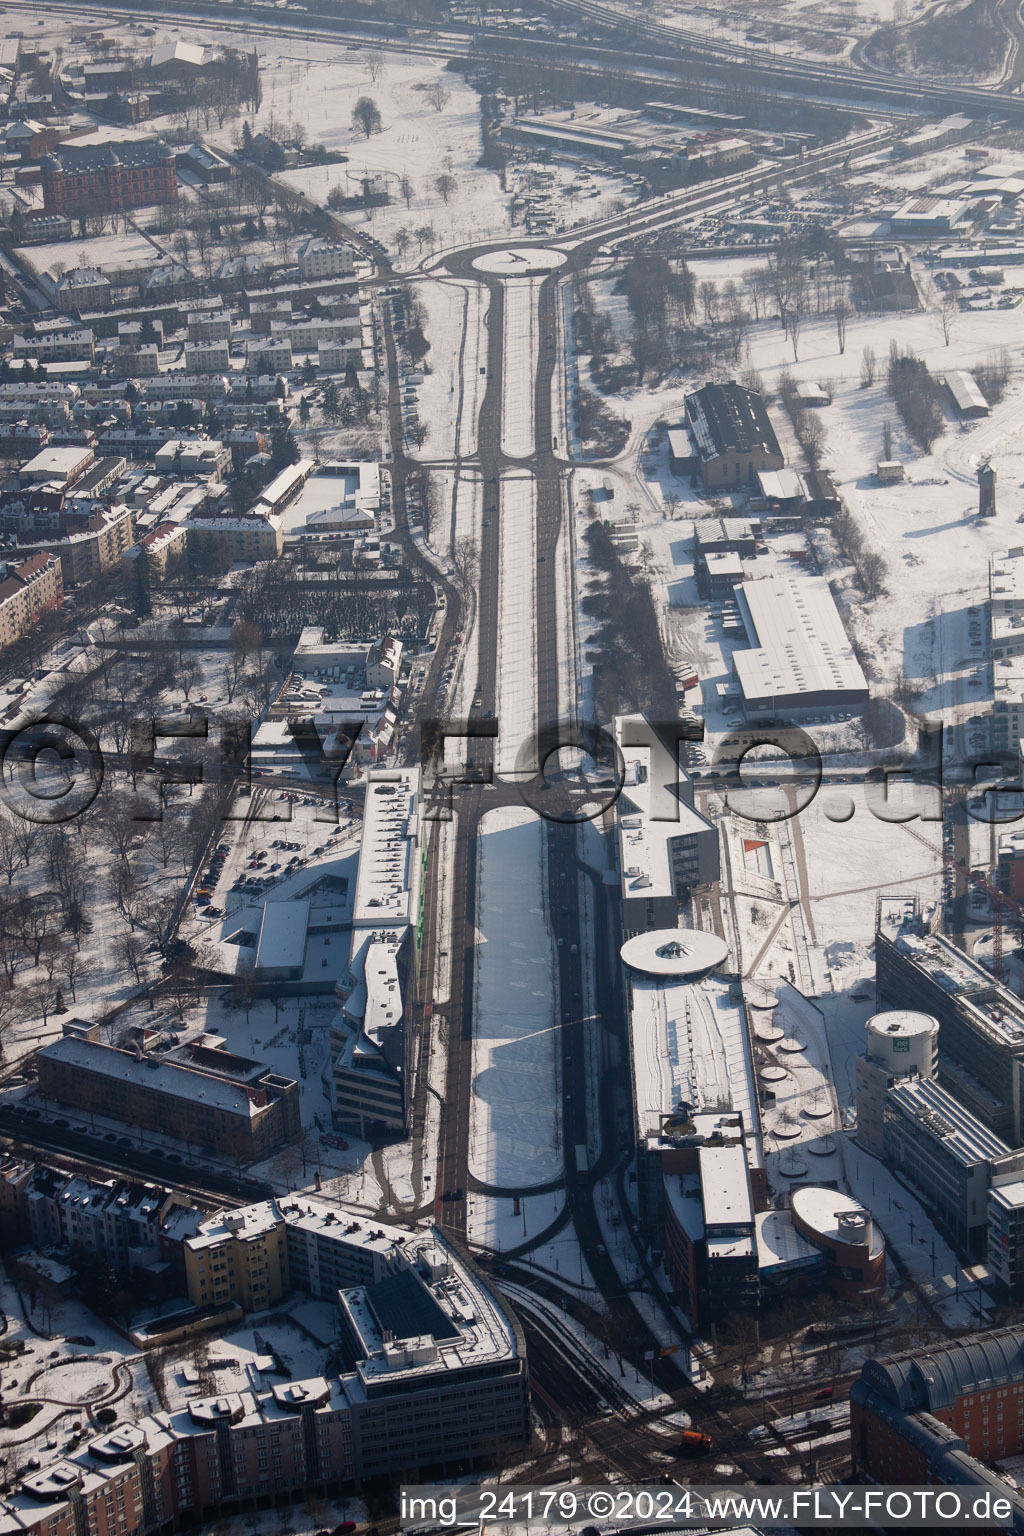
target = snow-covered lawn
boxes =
[470,806,562,1189]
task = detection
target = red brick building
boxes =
[851,1325,1024,1520]
[40,138,177,216]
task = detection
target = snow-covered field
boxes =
[470,806,562,1189]
[412,275,488,460]
[262,47,509,259]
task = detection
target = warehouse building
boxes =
[944,370,990,418]
[731,573,870,718]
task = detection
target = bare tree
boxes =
[698,280,719,325]
[938,290,959,347]
[365,50,384,83]
[0,819,18,886]
[399,174,415,209]
[352,96,382,139]
[860,344,877,388]
[426,81,451,112]
[434,173,456,205]
[451,535,479,599]
[833,297,851,356]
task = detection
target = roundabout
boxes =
[471,247,568,275]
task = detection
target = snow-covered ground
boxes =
[496,470,539,781]
[501,277,542,459]
[263,46,510,259]
[470,806,562,1189]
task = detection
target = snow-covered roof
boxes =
[698,1143,752,1228]
[755,1208,822,1273]
[351,768,420,930]
[887,1075,1013,1166]
[36,1036,271,1119]
[612,718,715,900]
[733,574,869,706]
[255,897,310,972]
[629,969,763,1166]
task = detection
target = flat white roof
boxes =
[698,1143,752,1227]
[255,897,310,971]
[755,1207,822,1272]
[37,1037,267,1119]
[20,446,92,476]
[734,574,869,703]
[352,768,420,930]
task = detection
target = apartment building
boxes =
[0,553,63,647]
[17,503,135,585]
[14,328,96,365]
[296,237,356,279]
[183,513,283,564]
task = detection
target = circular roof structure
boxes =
[792,1186,870,1243]
[619,927,728,980]
[867,1009,938,1039]
[472,247,568,275]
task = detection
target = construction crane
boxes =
[968,869,1024,982]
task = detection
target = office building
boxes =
[876,895,1024,1143]
[789,1187,885,1297]
[330,767,421,1137]
[988,1173,1024,1301]
[990,546,1024,661]
[855,1009,939,1157]
[35,1035,300,1163]
[613,714,719,936]
[884,1075,1024,1256]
